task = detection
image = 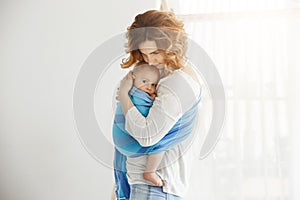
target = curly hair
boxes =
[121,10,187,70]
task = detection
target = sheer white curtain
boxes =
[161,0,300,199]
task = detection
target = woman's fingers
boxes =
[122,71,133,81]
[116,87,120,100]
[128,70,134,79]
[119,71,134,96]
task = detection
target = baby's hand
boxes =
[150,93,157,99]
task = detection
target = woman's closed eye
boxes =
[141,51,160,58]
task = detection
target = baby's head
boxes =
[132,62,160,96]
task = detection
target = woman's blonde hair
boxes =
[121,10,187,70]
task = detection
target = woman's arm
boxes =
[118,71,134,114]
[119,71,198,147]
[125,86,183,147]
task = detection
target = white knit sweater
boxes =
[125,69,201,197]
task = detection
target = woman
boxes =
[116,10,201,200]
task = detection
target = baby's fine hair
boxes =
[132,62,160,77]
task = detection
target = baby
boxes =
[132,63,165,186]
[132,63,159,99]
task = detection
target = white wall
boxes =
[0,1,159,200]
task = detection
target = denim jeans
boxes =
[129,184,182,200]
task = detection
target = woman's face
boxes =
[139,40,165,69]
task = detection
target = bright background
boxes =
[167,0,300,199]
[1,0,300,200]
[0,1,158,200]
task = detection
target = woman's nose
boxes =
[148,55,156,66]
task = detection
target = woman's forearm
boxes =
[119,93,134,115]
[124,90,182,147]
[119,71,134,115]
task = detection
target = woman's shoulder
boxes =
[157,69,201,105]
[159,69,201,92]
[181,64,200,84]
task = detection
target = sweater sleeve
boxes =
[125,71,199,147]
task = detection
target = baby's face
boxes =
[133,70,159,95]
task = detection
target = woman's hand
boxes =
[119,71,134,98]
[111,184,116,200]
[118,71,134,115]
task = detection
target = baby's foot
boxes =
[143,172,164,186]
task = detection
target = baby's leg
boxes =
[143,152,164,186]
